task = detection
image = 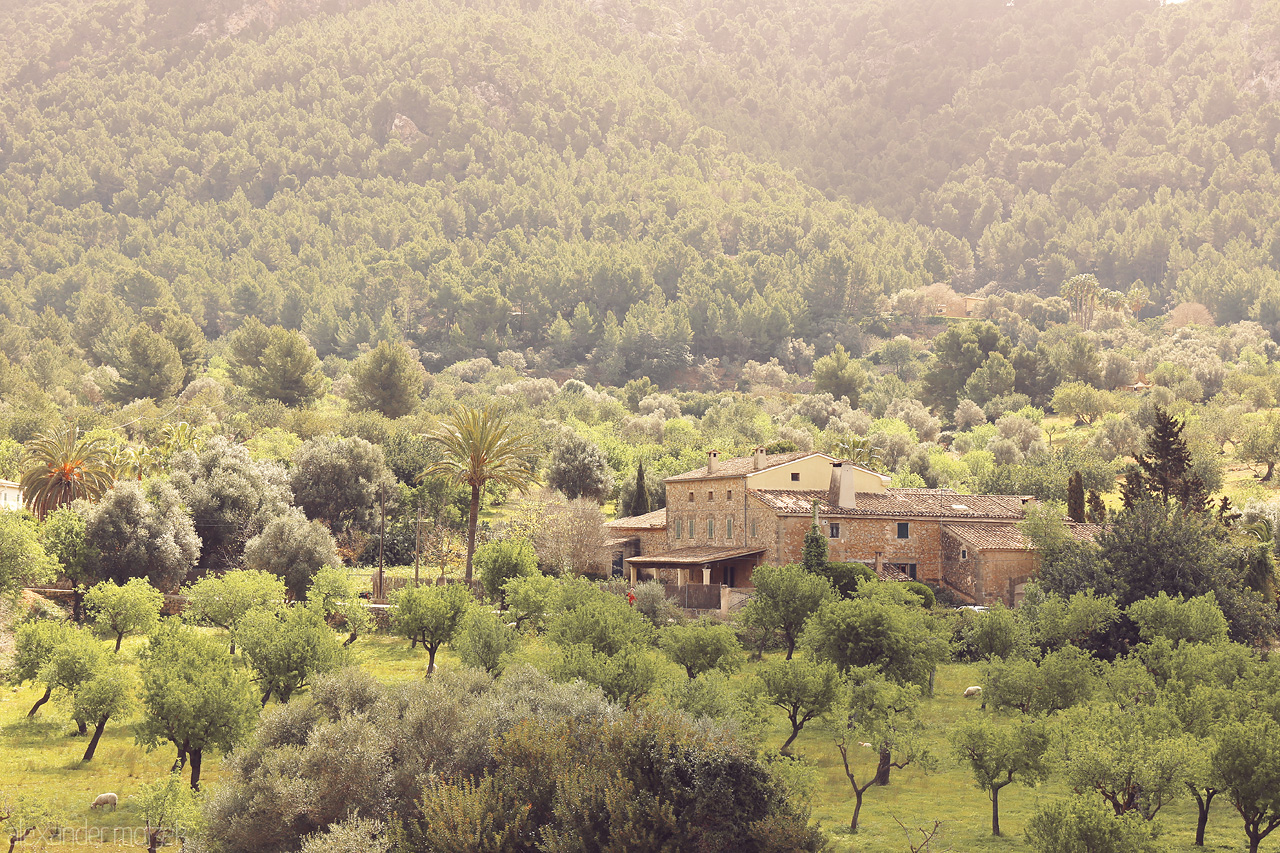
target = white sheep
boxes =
[963,686,982,698]
[90,793,118,811]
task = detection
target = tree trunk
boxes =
[1191,787,1216,846]
[784,632,795,661]
[260,687,272,707]
[850,788,863,833]
[427,644,438,675]
[344,631,357,646]
[991,784,1004,836]
[1263,462,1275,483]
[189,748,203,791]
[73,588,84,624]
[465,483,481,583]
[229,639,236,655]
[76,719,87,736]
[82,715,109,762]
[874,748,891,785]
[114,632,124,653]
[27,686,51,717]
[171,747,187,773]
[780,719,802,754]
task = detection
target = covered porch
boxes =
[624,546,765,589]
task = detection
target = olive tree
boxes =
[741,564,835,660]
[243,509,339,599]
[137,620,259,789]
[389,582,473,674]
[950,715,1051,835]
[83,479,200,591]
[84,578,164,652]
[660,618,742,679]
[237,604,347,704]
[183,570,287,654]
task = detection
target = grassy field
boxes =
[0,629,1260,852]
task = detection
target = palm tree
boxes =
[419,405,538,582]
[836,435,883,472]
[20,427,116,519]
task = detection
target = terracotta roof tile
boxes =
[665,451,825,482]
[605,508,668,529]
[943,523,1030,550]
[752,488,1028,520]
[625,546,766,567]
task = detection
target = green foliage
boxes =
[228,320,325,407]
[19,428,115,520]
[546,431,613,503]
[67,654,133,762]
[803,592,950,687]
[548,594,656,656]
[950,715,1051,835]
[1127,592,1230,646]
[291,436,395,537]
[112,326,185,403]
[817,561,876,598]
[84,578,164,652]
[389,582,473,673]
[984,645,1100,715]
[133,773,205,853]
[243,509,340,600]
[801,522,828,575]
[741,563,835,660]
[454,608,519,675]
[811,344,867,405]
[0,510,57,597]
[1026,795,1163,853]
[39,506,87,584]
[549,644,662,708]
[182,569,287,648]
[474,538,537,604]
[922,322,1010,412]
[659,618,741,679]
[238,603,347,704]
[348,340,426,418]
[306,565,371,643]
[137,619,259,790]
[82,479,200,592]
[630,579,683,628]
[1058,701,1199,821]
[1212,714,1280,853]
[758,656,841,753]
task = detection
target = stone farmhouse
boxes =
[606,449,1094,608]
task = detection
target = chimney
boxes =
[753,446,766,470]
[828,462,857,509]
[707,449,720,475]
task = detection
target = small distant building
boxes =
[0,479,22,512]
[608,449,1096,608]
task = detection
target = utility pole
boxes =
[414,502,423,587]
[377,486,386,600]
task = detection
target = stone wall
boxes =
[775,514,946,582]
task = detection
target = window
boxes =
[708,490,714,501]
[727,490,733,501]
[790,472,800,482]
[897,522,910,539]
[707,518,715,539]
[675,519,683,540]
[727,517,734,538]
[750,519,757,538]
[688,491,695,502]
[829,523,840,539]
[961,548,967,560]
[907,564,917,580]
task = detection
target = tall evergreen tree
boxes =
[1066,471,1085,524]
[803,501,829,574]
[1135,406,1205,506]
[630,460,651,517]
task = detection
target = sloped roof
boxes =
[944,523,1030,550]
[752,488,1029,520]
[944,521,1105,551]
[1067,523,1105,542]
[665,451,825,482]
[604,507,667,530]
[625,546,766,567]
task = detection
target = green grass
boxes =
[0,634,1261,851]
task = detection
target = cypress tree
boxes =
[803,500,828,573]
[630,460,651,517]
[1085,490,1107,524]
[1066,471,1085,523]
[1136,406,1194,502]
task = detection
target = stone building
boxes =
[606,448,1078,607]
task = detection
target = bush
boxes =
[454,608,519,675]
[902,581,936,608]
[1026,795,1161,853]
[659,619,742,678]
[632,580,682,627]
[474,539,537,603]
